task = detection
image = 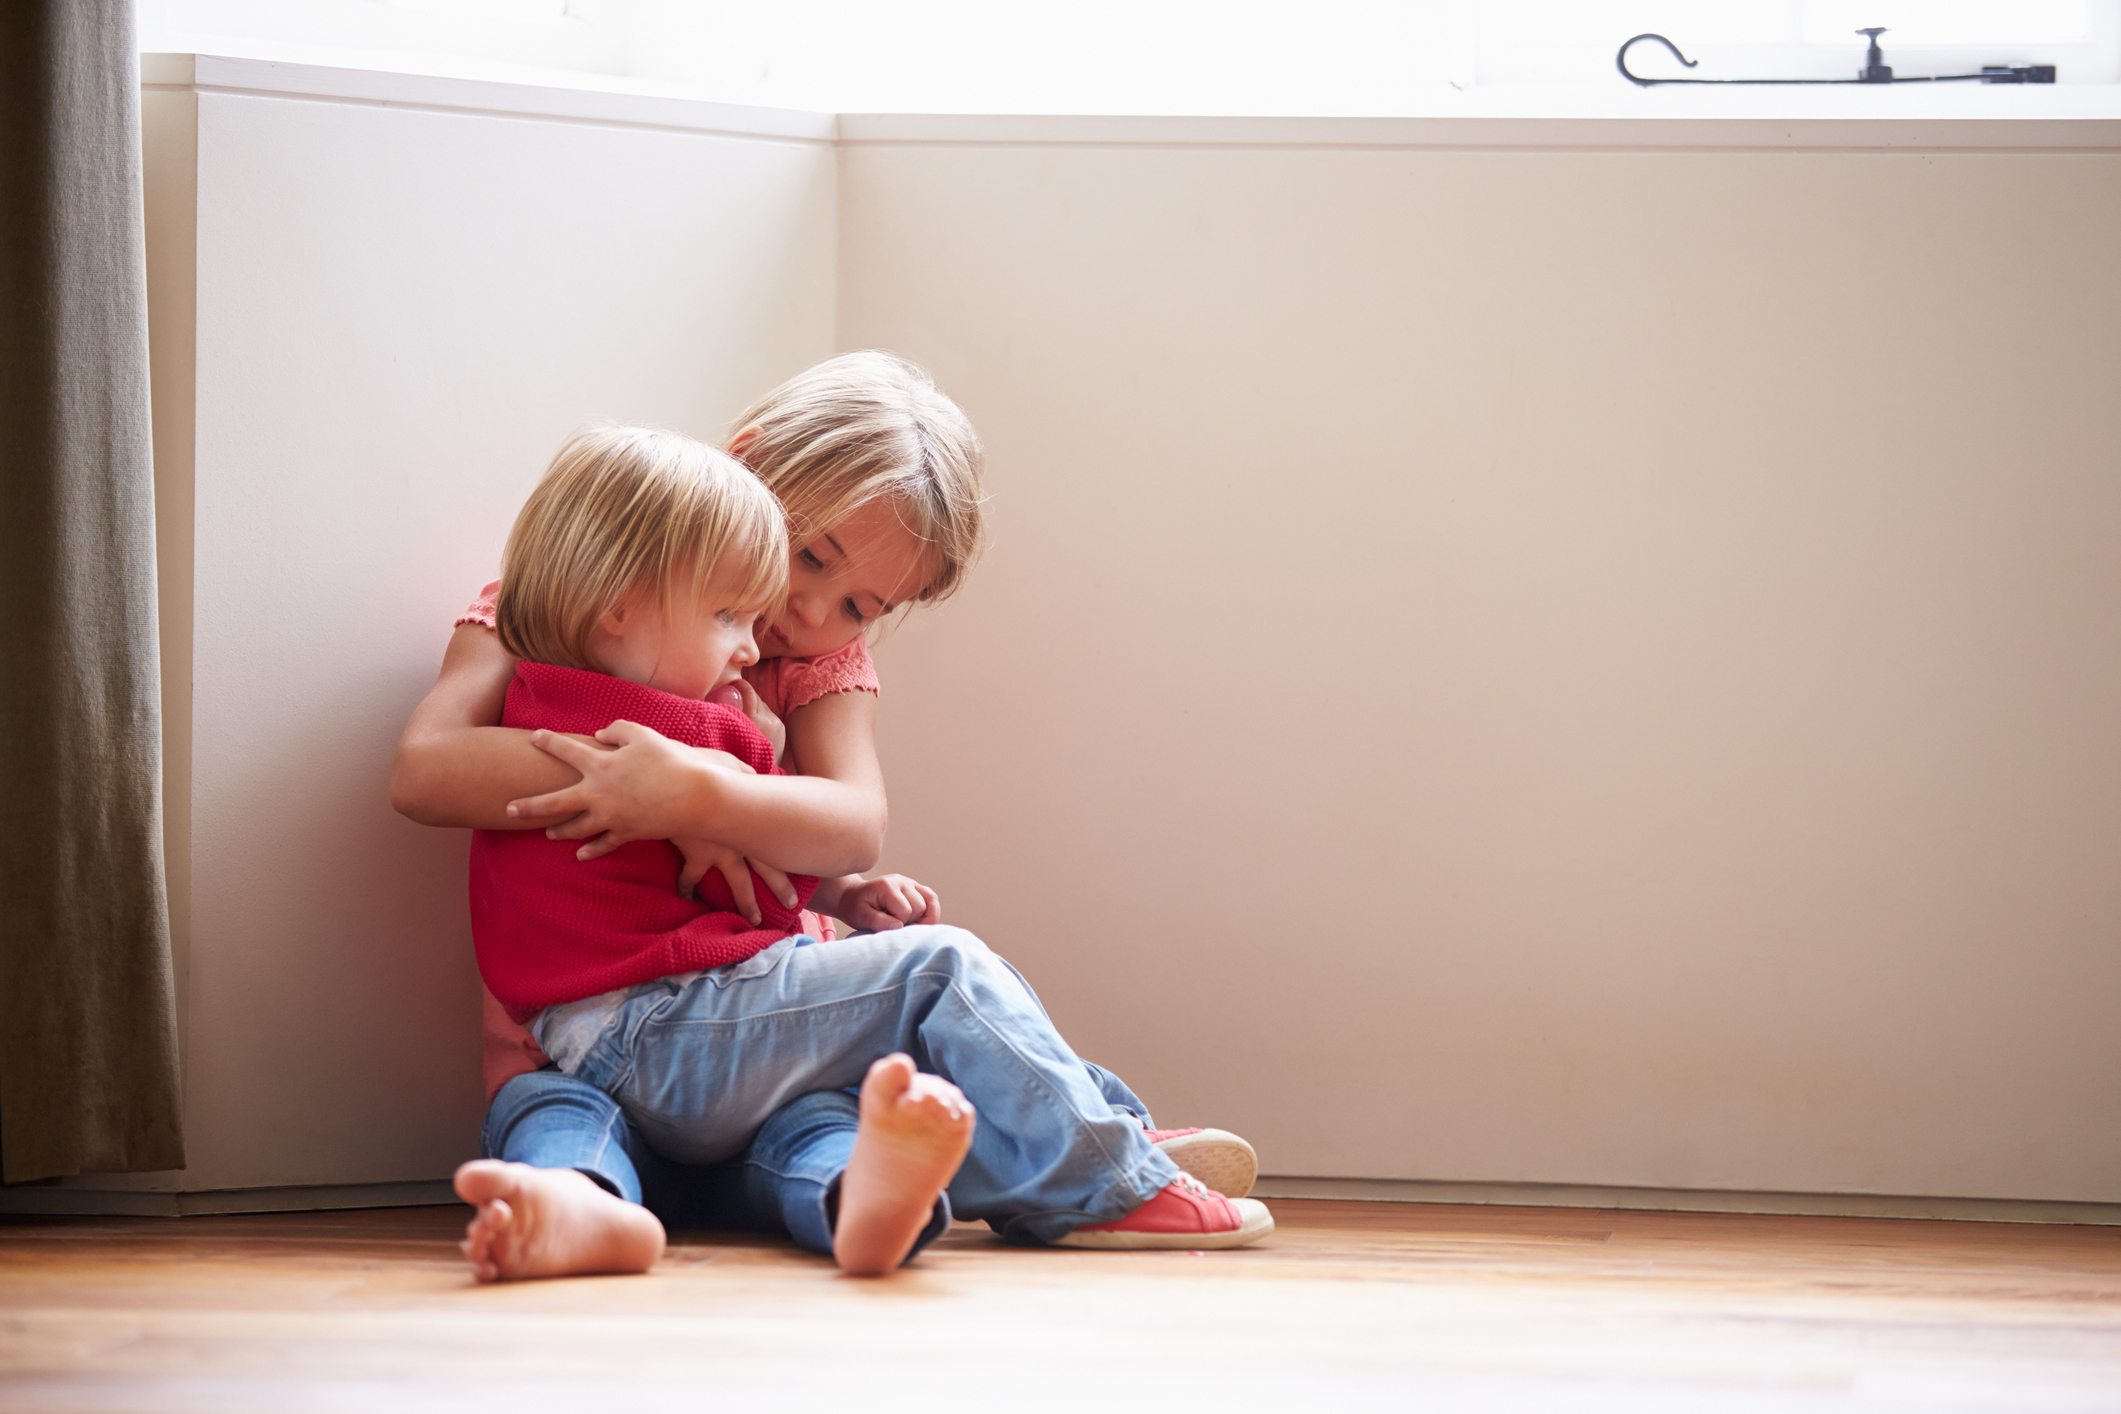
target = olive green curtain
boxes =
[0,0,184,1183]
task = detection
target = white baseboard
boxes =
[8,1174,2113,1226]
[0,1180,458,1218]
[1251,1176,2121,1226]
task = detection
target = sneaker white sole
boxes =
[1052,1197,1275,1251]
[1154,1129,1258,1199]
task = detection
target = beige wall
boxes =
[846,123,2121,1202]
[85,78,2121,1208]
[121,58,836,1193]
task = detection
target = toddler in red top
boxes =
[469,425,811,1022]
[471,661,818,1023]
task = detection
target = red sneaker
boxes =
[1053,1175,1274,1250]
[1146,1127,1257,1199]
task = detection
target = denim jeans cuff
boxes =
[575,1166,626,1200]
[994,1142,1183,1246]
[907,1188,954,1261]
[785,1177,953,1266]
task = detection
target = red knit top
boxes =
[470,660,819,1023]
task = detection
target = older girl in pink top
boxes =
[392,353,1261,1281]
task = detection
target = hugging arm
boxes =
[666,688,906,923]
[390,623,886,877]
[390,625,584,830]
[523,687,888,878]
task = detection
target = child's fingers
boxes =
[677,855,708,899]
[730,680,786,746]
[731,678,770,724]
[529,729,609,768]
[869,879,938,927]
[592,719,653,749]
[541,809,607,840]
[847,880,903,928]
[752,860,799,910]
[716,860,763,926]
[886,878,921,918]
[573,831,631,861]
[878,875,934,923]
[509,789,583,822]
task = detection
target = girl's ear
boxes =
[597,601,630,635]
[727,424,764,464]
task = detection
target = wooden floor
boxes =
[3,1199,2119,1412]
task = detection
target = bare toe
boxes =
[836,1057,976,1277]
[898,1073,974,1128]
[864,1052,917,1102]
[462,1197,510,1257]
[450,1162,664,1282]
[454,1158,513,1206]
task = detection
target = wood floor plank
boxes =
[3,1200,2118,1411]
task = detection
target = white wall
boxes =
[104,63,2121,1210]
[131,57,835,1192]
[847,117,2121,1204]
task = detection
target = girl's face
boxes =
[588,569,762,701]
[760,498,932,661]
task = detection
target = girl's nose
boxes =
[789,590,828,630]
[733,621,761,667]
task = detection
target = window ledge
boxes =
[141,53,2121,153]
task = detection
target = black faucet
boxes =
[1857,27,1893,82]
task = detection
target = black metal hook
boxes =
[1616,33,1698,88]
[1615,29,2055,87]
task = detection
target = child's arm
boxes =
[391,626,880,875]
[522,686,889,878]
[390,625,582,830]
[390,625,768,830]
[663,689,924,929]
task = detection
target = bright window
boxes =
[137,0,2121,112]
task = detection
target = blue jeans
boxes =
[485,1060,1155,1259]
[483,1067,954,1262]
[541,926,1180,1244]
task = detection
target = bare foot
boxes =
[454,1159,666,1283]
[834,1054,976,1276]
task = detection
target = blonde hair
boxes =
[497,425,787,671]
[727,351,986,606]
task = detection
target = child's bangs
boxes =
[838,487,958,608]
[679,490,788,620]
[883,491,958,605]
[729,351,986,608]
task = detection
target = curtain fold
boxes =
[0,0,184,1183]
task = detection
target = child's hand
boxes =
[673,837,797,924]
[508,720,757,860]
[834,874,941,933]
[725,679,787,767]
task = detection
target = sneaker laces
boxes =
[1172,1172,1215,1200]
